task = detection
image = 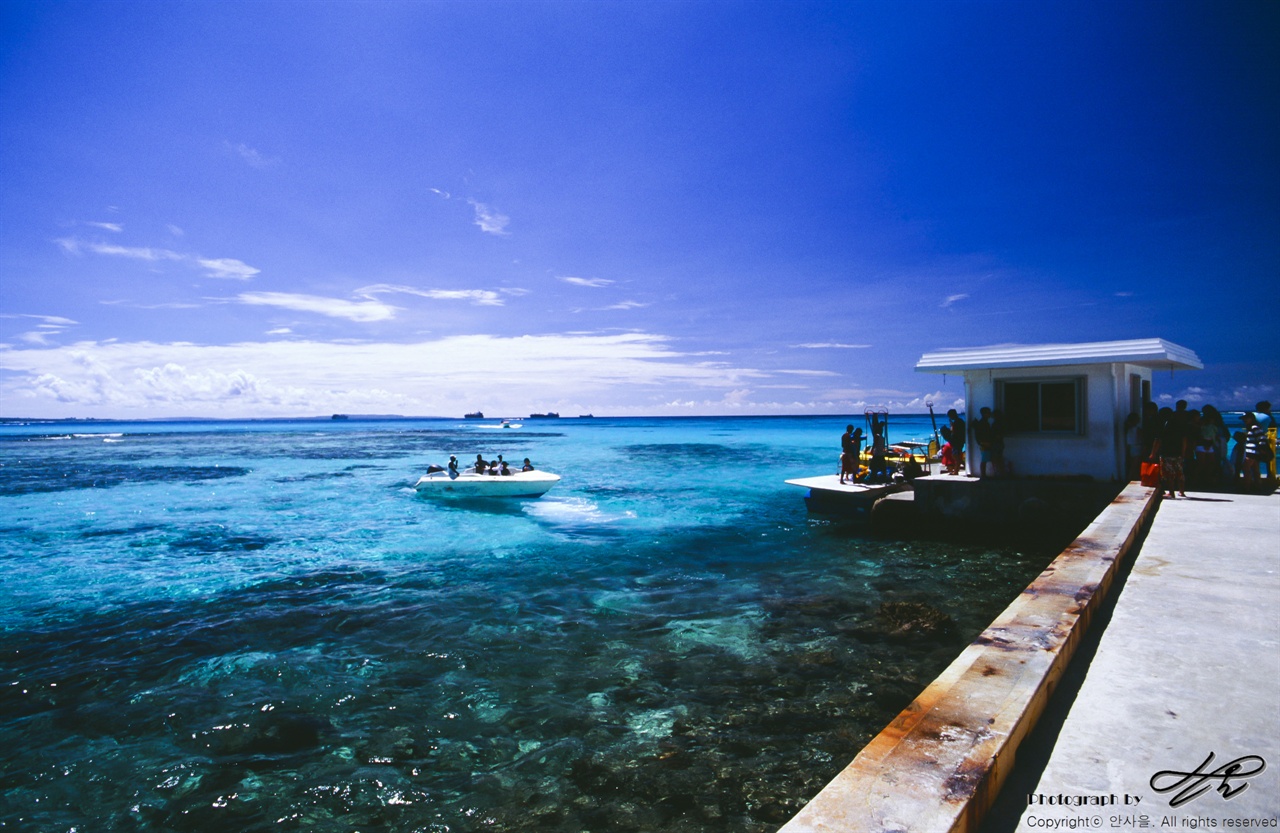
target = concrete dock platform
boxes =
[1013,491,1280,828]
[784,474,909,513]
[777,486,1279,833]
[779,483,1161,833]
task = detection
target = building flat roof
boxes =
[915,338,1202,373]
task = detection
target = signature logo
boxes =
[1150,752,1267,807]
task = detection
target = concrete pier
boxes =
[779,483,1159,833]
[784,474,909,513]
[1013,491,1280,828]
[777,487,1280,832]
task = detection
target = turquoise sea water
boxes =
[0,415,1060,832]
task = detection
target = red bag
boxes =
[1140,461,1161,487]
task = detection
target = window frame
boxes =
[996,376,1086,436]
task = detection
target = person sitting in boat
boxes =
[474,454,488,474]
[488,460,501,476]
[448,455,460,479]
[521,458,535,471]
[499,461,513,476]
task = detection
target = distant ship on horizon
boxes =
[463,411,484,419]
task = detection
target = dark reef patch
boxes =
[163,526,276,553]
[620,443,770,466]
[0,462,251,496]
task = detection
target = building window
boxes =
[999,378,1084,434]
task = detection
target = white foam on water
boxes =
[522,497,636,531]
[665,613,766,661]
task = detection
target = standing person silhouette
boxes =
[839,424,863,484]
[945,409,966,475]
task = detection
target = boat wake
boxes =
[522,497,636,537]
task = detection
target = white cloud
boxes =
[133,363,264,402]
[651,389,960,416]
[1,313,78,346]
[100,300,204,310]
[903,392,967,412]
[197,257,260,280]
[1162,384,1275,409]
[0,333,768,418]
[560,277,613,288]
[794,342,872,349]
[468,200,510,236]
[357,284,505,306]
[603,300,648,310]
[1,314,79,326]
[422,289,503,305]
[429,187,452,199]
[80,241,184,262]
[57,237,260,280]
[226,141,276,169]
[87,221,123,233]
[236,291,400,322]
[940,293,969,308]
[774,369,840,377]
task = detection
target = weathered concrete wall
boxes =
[778,482,1159,833]
[964,362,1150,481]
[908,476,1124,534]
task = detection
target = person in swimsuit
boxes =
[839,424,863,484]
[945,409,966,475]
[1151,407,1188,498]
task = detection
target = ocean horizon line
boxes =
[0,411,954,425]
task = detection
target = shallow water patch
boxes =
[0,416,1063,833]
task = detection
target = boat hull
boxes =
[414,470,560,498]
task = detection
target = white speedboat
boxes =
[414,469,560,498]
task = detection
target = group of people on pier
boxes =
[839,414,894,484]
[1133,399,1275,496]
[833,399,1275,494]
[938,408,1011,478]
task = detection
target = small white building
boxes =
[915,338,1202,481]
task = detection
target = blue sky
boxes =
[2,0,1276,418]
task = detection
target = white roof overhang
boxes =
[915,338,1202,374]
